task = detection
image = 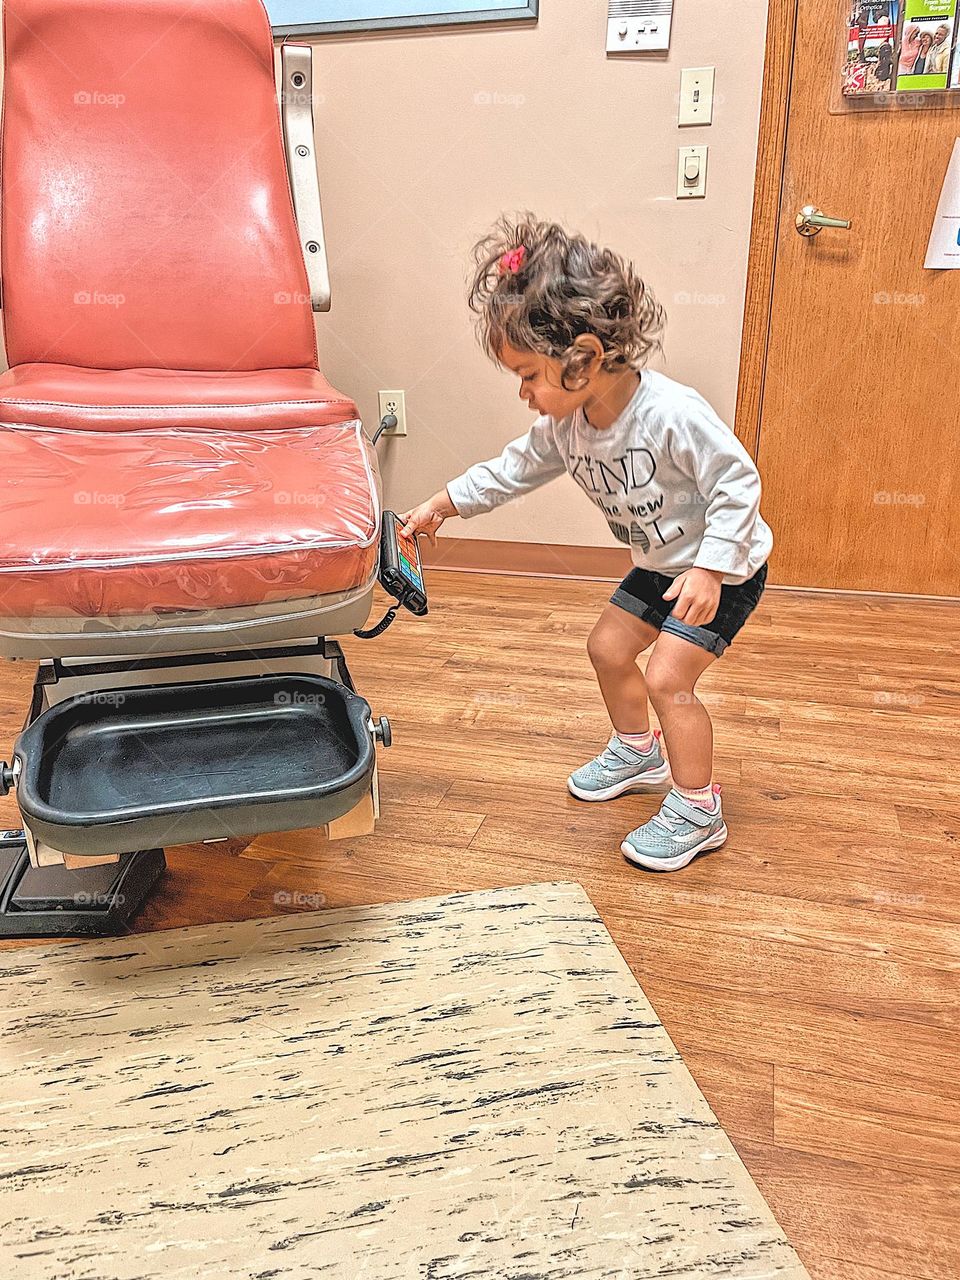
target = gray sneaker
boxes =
[621,787,727,872]
[567,732,670,802]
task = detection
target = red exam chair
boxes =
[0,0,399,935]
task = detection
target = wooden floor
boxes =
[1,571,958,1280]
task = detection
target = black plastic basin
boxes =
[13,674,375,857]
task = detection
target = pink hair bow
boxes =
[498,245,526,276]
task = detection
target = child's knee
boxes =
[645,661,691,707]
[586,623,636,673]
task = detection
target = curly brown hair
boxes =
[468,214,665,391]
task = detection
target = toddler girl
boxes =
[400,216,772,872]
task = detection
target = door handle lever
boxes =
[796,204,852,237]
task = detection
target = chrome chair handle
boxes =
[280,45,332,312]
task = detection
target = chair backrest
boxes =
[0,0,318,371]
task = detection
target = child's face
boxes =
[498,343,589,420]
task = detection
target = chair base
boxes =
[0,832,165,938]
[0,581,376,659]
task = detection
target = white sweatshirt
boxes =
[445,369,773,585]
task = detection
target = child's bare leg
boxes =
[643,633,718,787]
[621,632,728,872]
[586,604,660,731]
[569,604,668,802]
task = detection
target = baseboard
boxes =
[420,538,960,602]
[420,537,631,582]
[756,582,960,603]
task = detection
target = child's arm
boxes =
[659,397,768,625]
[400,414,566,541]
[446,414,566,516]
[666,400,767,581]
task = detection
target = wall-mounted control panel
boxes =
[606,0,674,53]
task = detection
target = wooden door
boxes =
[744,1,960,595]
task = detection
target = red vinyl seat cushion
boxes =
[0,420,381,617]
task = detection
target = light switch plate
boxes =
[677,145,708,199]
[606,1,673,53]
[679,67,715,126]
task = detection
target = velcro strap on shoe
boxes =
[663,791,716,828]
[608,738,645,765]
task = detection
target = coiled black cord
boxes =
[353,606,398,639]
[354,415,403,637]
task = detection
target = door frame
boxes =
[734,0,799,460]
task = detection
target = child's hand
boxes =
[663,568,723,627]
[398,489,457,545]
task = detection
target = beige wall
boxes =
[305,1,769,550]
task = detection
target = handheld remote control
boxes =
[379,511,428,616]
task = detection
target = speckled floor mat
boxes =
[0,882,809,1280]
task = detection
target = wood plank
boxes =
[649,979,960,1103]
[605,910,958,1029]
[681,1047,775,1145]
[812,1263,932,1280]
[245,804,486,862]
[735,1142,958,1280]
[774,1066,960,1177]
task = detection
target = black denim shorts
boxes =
[610,563,768,657]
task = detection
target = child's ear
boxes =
[571,334,606,375]
[559,335,605,391]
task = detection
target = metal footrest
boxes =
[0,831,165,938]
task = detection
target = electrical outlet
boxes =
[378,390,407,436]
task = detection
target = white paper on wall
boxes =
[925,138,960,269]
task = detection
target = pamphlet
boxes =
[843,3,899,95]
[896,0,958,89]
